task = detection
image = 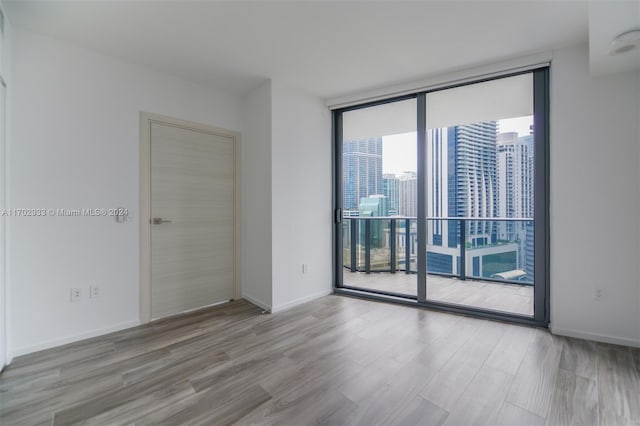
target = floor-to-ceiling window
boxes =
[333,68,549,326]
[339,97,418,297]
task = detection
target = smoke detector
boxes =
[609,29,640,55]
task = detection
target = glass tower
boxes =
[342,137,383,212]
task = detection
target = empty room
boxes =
[0,1,639,425]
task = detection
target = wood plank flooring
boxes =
[1,295,639,426]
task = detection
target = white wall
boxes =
[240,80,332,312]
[270,80,332,311]
[550,43,640,347]
[0,2,12,367]
[9,28,332,357]
[9,28,243,356]
[240,81,273,310]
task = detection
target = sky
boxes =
[382,115,533,175]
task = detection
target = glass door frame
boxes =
[332,67,550,327]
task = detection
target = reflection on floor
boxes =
[3,297,639,425]
[343,271,533,316]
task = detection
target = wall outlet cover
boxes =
[593,288,604,300]
[70,288,82,302]
[90,286,100,299]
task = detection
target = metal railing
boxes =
[342,216,534,285]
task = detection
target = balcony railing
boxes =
[342,216,534,285]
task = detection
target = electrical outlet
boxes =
[593,287,604,301]
[90,285,100,299]
[70,288,82,302]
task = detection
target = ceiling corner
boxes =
[589,0,640,76]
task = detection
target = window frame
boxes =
[332,67,550,327]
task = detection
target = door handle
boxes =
[152,217,172,225]
[334,208,342,224]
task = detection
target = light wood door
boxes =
[150,122,235,319]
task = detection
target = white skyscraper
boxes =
[398,171,417,217]
[496,132,534,239]
[497,132,533,218]
[426,127,451,248]
[496,131,534,279]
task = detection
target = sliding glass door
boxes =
[424,73,536,316]
[338,97,419,297]
[334,68,549,326]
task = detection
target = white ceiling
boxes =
[4,1,591,98]
[589,1,640,76]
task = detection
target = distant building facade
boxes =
[496,131,535,281]
[383,174,399,215]
[423,121,536,280]
[427,122,498,248]
[398,171,417,217]
[343,137,383,212]
[497,132,534,237]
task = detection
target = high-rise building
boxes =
[496,131,534,281]
[424,121,528,278]
[497,132,534,222]
[398,171,417,217]
[427,127,451,248]
[383,174,399,215]
[452,122,498,247]
[525,221,535,280]
[427,122,498,247]
[342,137,383,211]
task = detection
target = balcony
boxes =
[341,217,534,316]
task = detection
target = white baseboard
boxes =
[271,289,332,313]
[8,290,329,359]
[241,293,272,312]
[12,320,141,358]
[2,348,13,367]
[549,324,640,348]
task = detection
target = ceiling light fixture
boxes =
[609,29,640,55]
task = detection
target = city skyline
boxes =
[381,115,533,176]
[344,117,534,222]
[343,117,535,281]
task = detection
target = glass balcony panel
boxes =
[342,217,417,297]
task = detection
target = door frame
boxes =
[139,112,241,324]
[0,78,6,370]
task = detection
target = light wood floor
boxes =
[345,271,534,316]
[1,296,638,426]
